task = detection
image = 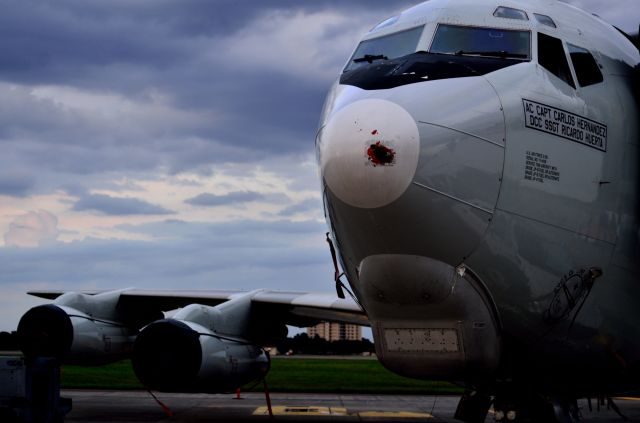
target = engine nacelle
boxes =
[17,291,140,364]
[132,318,269,393]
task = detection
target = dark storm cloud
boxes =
[278,198,323,217]
[0,2,187,84]
[73,193,173,215]
[0,0,408,93]
[0,219,331,290]
[0,0,414,78]
[0,171,35,197]
[185,191,266,207]
[0,0,414,184]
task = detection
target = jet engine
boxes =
[132,318,269,393]
[132,296,271,393]
[17,290,146,365]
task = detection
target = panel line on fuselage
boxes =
[494,206,617,246]
[412,181,494,214]
[418,120,506,148]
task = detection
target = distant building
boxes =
[264,347,279,356]
[307,322,362,341]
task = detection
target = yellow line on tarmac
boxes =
[613,397,640,401]
[253,406,348,416]
[253,406,432,418]
[357,411,433,418]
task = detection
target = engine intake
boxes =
[132,319,202,391]
[132,318,269,393]
[17,290,138,364]
[18,304,73,360]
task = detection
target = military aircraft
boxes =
[16,0,639,422]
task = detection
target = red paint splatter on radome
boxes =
[367,141,396,166]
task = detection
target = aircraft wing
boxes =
[20,288,368,392]
[27,288,369,327]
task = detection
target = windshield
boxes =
[344,26,424,72]
[430,24,530,60]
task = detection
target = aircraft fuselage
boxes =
[317,0,640,395]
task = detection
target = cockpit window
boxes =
[430,24,531,60]
[567,43,603,87]
[493,6,528,21]
[371,15,400,32]
[344,26,424,72]
[533,13,556,28]
[538,32,575,88]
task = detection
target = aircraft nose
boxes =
[318,76,505,266]
[317,99,420,209]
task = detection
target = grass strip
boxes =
[61,359,142,390]
[61,357,462,394]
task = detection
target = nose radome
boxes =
[318,99,420,209]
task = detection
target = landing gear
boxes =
[454,390,492,423]
[454,388,582,423]
[491,392,563,423]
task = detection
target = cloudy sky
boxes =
[0,0,637,332]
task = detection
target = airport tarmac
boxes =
[62,390,640,422]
